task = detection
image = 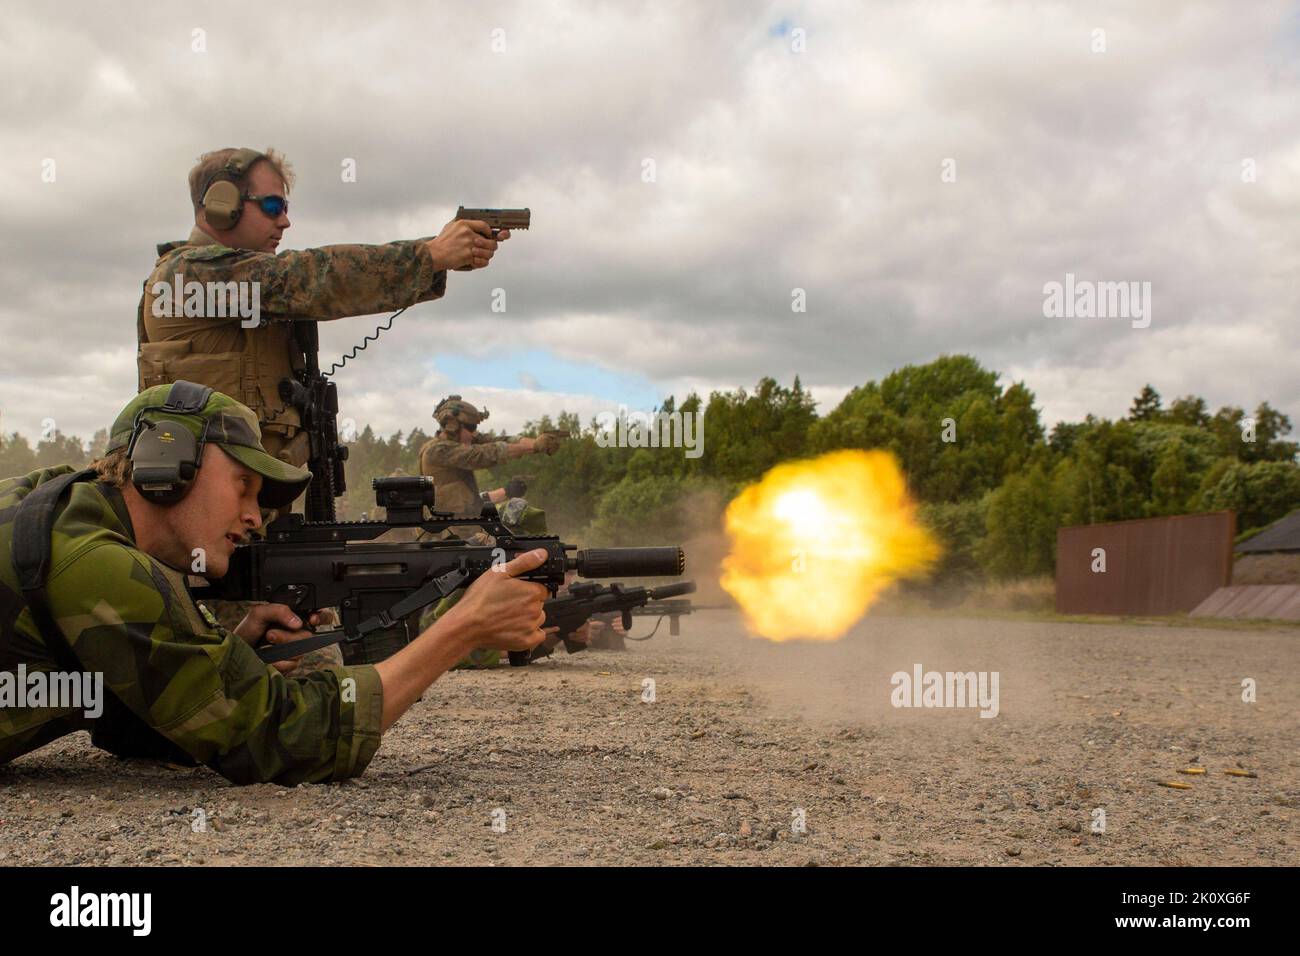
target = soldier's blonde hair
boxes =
[189,147,296,215]
[90,447,132,488]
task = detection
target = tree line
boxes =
[3,354,1295,581]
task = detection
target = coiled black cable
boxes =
[327,307,407,376]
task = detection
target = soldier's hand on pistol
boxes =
[234,605,332,675]
[533,432,564,455]
[441,548,549,652]
[426,219,504,272]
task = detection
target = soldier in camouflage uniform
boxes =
[138,147,509,668]
[419,395,564,542]
[137,146,509,469]
[0,386,550,783]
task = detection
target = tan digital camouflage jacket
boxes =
[418,433,511,516]
[137,227,447,437]
[0,467,384,784]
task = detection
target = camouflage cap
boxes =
[433,394,488,429]
[106,384,312,510]
[498,497,548,534]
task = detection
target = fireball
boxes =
[720,449,939,640]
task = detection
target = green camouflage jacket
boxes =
[0,467,384,784]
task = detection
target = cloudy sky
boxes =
[2,0,1297,445]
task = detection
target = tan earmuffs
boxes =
[200,148,266,230]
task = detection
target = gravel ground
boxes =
[0,611,1295,866]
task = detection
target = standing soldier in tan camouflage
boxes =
[137,146,509,469]
[419,395,565,534]
[416,398,576,665]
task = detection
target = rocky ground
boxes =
[0,611,1295,866]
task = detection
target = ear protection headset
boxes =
[200,148,266,230]
[125,381,215,504]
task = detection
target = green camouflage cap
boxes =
[106,384,312,509]
[498,497,548,534]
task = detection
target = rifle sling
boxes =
[9,469,99,671]
[256,563,471,663]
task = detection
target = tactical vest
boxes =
[1,469,195,763]
[418,434,481,515]
[136,245,303,438]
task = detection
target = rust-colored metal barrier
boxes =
[1055,511,1235,615]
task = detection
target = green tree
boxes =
[695,376,817,484]
[34,431,89,469]
[585,474,726,546]
[919,496,990,580]
[1166,395,1210,428]
[976,464,1058,578]
[1197,460,1300,533]
[1243,402,1299,463]
[0,432,37,479]
[1128,384,1163,421]
[1051,420,1143,526]
[809,355,1044,503]
[1148,438,1197,516]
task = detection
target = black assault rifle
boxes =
[625,598,732,637]
[280,321,347,521]
[192,476,690,667]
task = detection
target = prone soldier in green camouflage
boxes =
[0,385,551,784]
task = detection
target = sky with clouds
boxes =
[2,0,1297,445]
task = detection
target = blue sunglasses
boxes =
[245,193,289,217]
